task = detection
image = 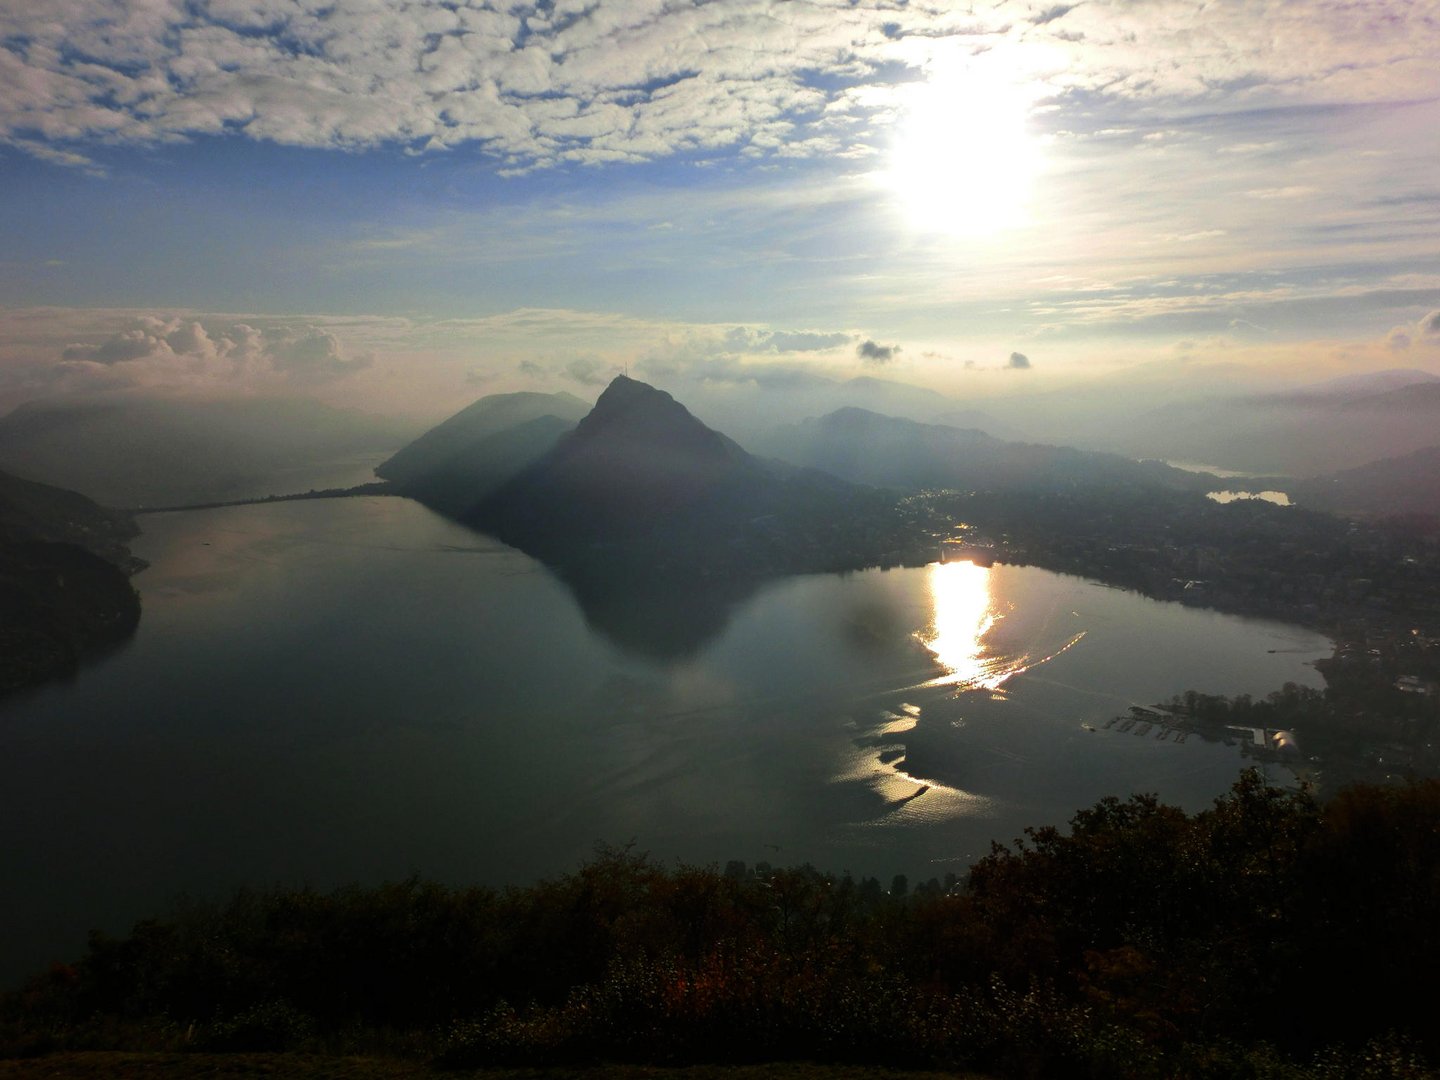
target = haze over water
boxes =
[0,496,1329,985]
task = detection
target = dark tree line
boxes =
[4,774,1438,1078]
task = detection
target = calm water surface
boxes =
[0,496,1330,984]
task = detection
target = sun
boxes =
[886,65,1043,238]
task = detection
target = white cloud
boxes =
[0,306,877,415]
[2,0,1435,171]
[28,313,372,396]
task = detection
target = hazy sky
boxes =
[2,0,1438,416]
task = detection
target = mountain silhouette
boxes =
[0,469,142,696]
[377,391,588,487]
[467,375,916,586]
[756,406,1208,494]
[472,376,757,542]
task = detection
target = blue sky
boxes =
[2,0,1438,417]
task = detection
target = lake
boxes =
[0,495,1331,985]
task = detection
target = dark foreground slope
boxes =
[4,775,1435,1078]
[0,1056,971,1080]
[0,470,142,697]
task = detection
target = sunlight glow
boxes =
[886,64,1043,237]
[921,560,1008,689]
[919,560,1088,693]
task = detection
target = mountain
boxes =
[646,370,1025,447]
[1299,368,1440,398]
[469,376,915,581]
[387,415,579,516]
[0,395,415,506]
[0,468,141,569]
[1338,381,1440,413]
[754,407,1209,494]
[376,391,589,487]
[1294,444,1440,519]
[0,469,142,697]
[1094,380,1440,476]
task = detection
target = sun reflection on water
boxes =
[921,560,1024,691]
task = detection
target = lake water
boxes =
[1207,490,1292,506]
[0,496,1330,985]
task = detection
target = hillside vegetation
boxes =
[0,470,142,696]
[4,774,1436,1078]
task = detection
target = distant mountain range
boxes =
[379,375,1251,641]
[0,469,142,697]
[652,371,1024,445]
[390,381,1215,516]
[0,395,415,506]
[751,407,1210,494]
[1094,369,1440,476]
[358,367,1440,642]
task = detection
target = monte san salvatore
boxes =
[395,374,928,582]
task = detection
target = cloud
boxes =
[722,327,852,353]
[1031,5,1076,27]
[857,339,899,365]
[5,0,1436,174]
[62,329,161,365]
[516,359,548,379]
[1246,186,1318,200]
[1386,310,1440,351]
[267,328,371,379]
[562,356,617,386]
[48,315,371,393]
[1007,351,1032,369]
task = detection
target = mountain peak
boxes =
[572,376,746,465]
[597,373,658,401]
[586,375,686,423]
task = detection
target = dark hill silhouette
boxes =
[0,467,141,568]
[1294,444,1440,519]
[755,406,1210,494]
[382,414,579,516]
[0,469,142,697]
[376,390,588,487]
[468,376,913,583]
[476,376,756,537]
[379,377,929,658]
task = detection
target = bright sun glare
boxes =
[923,560,1007,690]
[887,65,1042,238]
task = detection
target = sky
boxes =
[1,0,1439,419]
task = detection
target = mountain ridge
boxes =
[0,468,143,697]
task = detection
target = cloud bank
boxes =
[3,1,1436,171]
[10,314,371,401]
